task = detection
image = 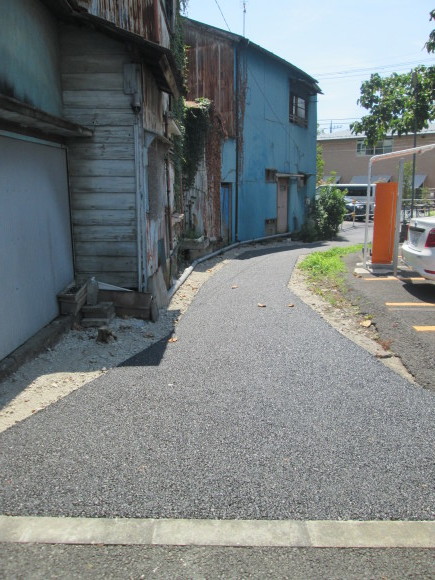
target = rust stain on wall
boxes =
[76,0,159,43]
[184,27,235,138]
[205,108,225,239]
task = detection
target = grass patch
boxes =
[298,244,363,306]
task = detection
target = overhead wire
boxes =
[213,0,232,32]
[314,58,434,79]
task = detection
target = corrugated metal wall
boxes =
[184,26,235,138]
[75,0,170,45]
[0,134,74,360]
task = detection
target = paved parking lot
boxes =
[345,257,435,390]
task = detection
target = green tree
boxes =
[351,10,435,145]
[350,66,435,146]
[425,9,435,53]
[316,144,325,186]
[402,161,413,199]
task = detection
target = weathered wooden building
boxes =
[0,0,182,361]
[61,1,182,296]
[183,19,321,243]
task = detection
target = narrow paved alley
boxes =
[1,230,434,577]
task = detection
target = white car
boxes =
[402,216,435,281]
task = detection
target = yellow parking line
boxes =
[363,276,397,281]
[385,302,435,307]
[363,277,425,282]
[413,326,435,332]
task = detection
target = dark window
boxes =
[265,169,277,182]
[290,92,308,127]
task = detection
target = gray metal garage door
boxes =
[0,133,74,360]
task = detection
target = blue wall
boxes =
[235,45,317,241]
[0,0,63,116]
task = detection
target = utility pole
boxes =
[410,70,418,219]
[243,1,247,37]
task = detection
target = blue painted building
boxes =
[184,19,321,243]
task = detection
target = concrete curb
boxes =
[1,516,434,548]
[168,233,295,298]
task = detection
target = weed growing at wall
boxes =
[182,98,212,192]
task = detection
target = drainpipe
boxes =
[393,158,405,277]
[165,156,173,252]
[153,0,160,43]
[234,43,240,242]
[134,122,146,292]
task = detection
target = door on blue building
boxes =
[220,183,232,243]
[277,177,289,233]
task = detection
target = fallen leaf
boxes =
[360,320,372,328]
[287,303,295,308]
[231,285,239,289]
[257,303,266,308]
[168,337,178,343]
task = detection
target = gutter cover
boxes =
[276,173,306,178]
[0,94,93,138]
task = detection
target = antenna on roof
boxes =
[242,1,247,37]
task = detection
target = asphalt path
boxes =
[1,226,434,524]
[2,544,434,579]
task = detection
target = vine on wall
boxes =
[171,0,188,212]
[182,98,212,192]
[205,106,225,238]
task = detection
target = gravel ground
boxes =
[1,239,433,521]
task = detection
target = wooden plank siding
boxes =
[61,23,139,287]
[71,193,136,211]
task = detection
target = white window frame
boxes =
[357,138,393,156]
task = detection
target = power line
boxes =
[314,58,434,79]
[213,0,231,32]
[318,117,361,121]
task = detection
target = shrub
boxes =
[310,186,347,240]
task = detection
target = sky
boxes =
[183,1,435,134]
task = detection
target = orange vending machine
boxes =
[371,182,398,265]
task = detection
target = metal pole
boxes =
[410,134,417,218]
[393,158,405,277]
[362,143,435,270]
[410,71,418,219]
[362,159,373,269]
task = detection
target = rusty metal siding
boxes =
[184,28,235,137]
[76,0,171,46]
